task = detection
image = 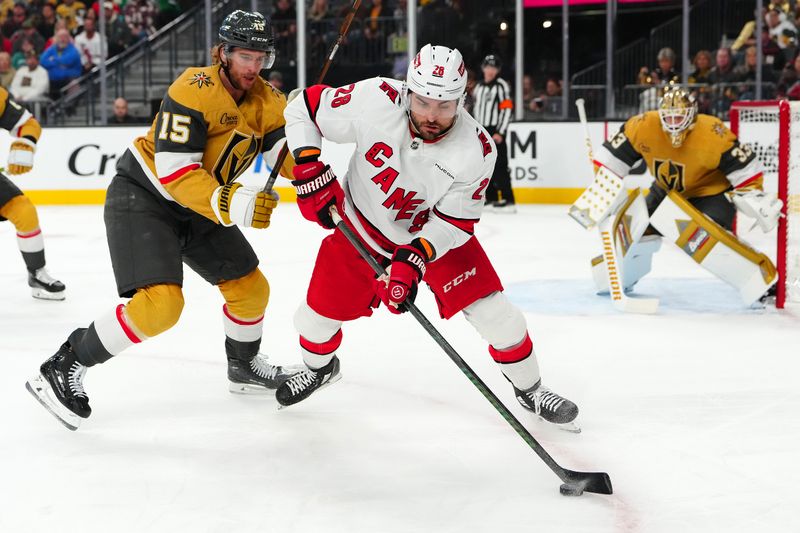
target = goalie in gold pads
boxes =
[0,86,66,300]
[26,11,299,431]
[585,86,781,308]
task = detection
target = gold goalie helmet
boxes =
[658,86,697,148]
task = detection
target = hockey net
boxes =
[730,100,800,308]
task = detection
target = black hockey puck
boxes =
[559,483,584,496]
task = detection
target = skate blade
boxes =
[31,287,66,301]
[276,372,342,410]
[228,381,277,395]
[540,417,581,434]
[26,375,81,431]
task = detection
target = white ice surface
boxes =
[1,204,799,533]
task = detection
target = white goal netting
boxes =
[731,101,800,307]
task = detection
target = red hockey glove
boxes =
[291,160,345,229]
[376,239,434,314]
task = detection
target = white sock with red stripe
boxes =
[222,304,264,344]
[490,332,541,391]
[300,330,342,369]
[16,228,43,254]
[93,304,145,356]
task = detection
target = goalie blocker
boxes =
[592,189,778,306]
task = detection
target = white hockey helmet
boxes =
[404,44,467,110]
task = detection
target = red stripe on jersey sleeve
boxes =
[159,163,201,185]
[433,207,477,235]
[304,84,331,126]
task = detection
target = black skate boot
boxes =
[28,267,66,301]
[26,341,91,430]
[276,356,341,407]
[228,353,302,394]
[514,380,580,433]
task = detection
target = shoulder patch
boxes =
[378,80,399,103]
[477,129,492,158]
[189,71,214,89]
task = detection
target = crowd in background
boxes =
[0,0,181,110]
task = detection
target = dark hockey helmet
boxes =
[219,10,276,68]
[482,54,501,68]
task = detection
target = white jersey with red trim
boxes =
[284,77,497,259]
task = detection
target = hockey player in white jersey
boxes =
[277,44,579,430]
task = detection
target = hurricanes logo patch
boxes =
[189,71,214,89]
[654,159,685,192]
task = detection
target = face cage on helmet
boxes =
[658,104,696,147]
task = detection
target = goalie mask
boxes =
[403,44,467,138]
[658,86,697,148]
[219,10,276,69]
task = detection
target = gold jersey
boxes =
[600,111,762,198]
[0,86,41,143]
[131,64,294,222]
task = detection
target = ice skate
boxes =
[26,342,90,430]
[515,380,580,433]
[28,268,66,301]
[493,200,517,214]
[276,356,341,407]
[228,353,302,394]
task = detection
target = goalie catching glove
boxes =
[376,238,434,314]
[7,137,36,175]
[727,189,783,233]
[211,182,277,229]
[291,149,345,229]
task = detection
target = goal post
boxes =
[730,100,799,309]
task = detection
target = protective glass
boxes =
[231,49,276,70]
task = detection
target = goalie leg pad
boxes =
[650,190,777,305]
[568,164,626,229]
[592,235,662,293]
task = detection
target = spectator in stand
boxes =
[272,0,297,53]
[638,47,680,86]
[0,51,15,88]
[0,0,14,27]
[530,77,563,118]
[365,0,390,33]
[689,49,713,113]
[267,70,283,91]
[778,53,800,98]
[10,50,49,102]
[102,2,133,58]
[40,28,82,99]
[2,2,27,38]
[766,6,798,61]
[107,97,139,124]
[307,0,330,21]
[125,0,157,39]
[74,13,106,72]
[11,19,46,56]
[735,44,778,99]
[521,73,535,110]
[708,47,738,117]
[35,3,57,41]
[56,0,87,34]
[463,66,476,114]
[11,36,35,68]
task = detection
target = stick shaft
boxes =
[262,0,362,193]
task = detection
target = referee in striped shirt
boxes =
[472,54,515,212]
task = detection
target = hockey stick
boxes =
[330,208,613,496]
[573,101,658,314]
[262,0,362,194]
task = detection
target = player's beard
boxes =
[409,114,456,141]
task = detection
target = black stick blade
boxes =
[562,469,613,495]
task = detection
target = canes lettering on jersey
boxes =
[284,76,496,259]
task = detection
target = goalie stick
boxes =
[261,0,362,194]
[330,207,613,496]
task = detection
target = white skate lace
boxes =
[250,354,280,380]
[68,362,88,399]
[285,370,317,396]
[530,386,565,415]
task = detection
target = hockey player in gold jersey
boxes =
[0,86,66,300]
[27,11,298,430]
[576,86,781,310]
